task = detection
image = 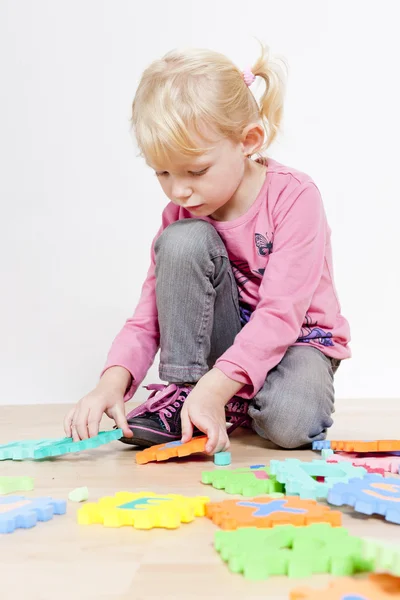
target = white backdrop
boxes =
[1,0,399,406]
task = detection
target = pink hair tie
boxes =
[243,66,256,87]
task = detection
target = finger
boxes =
[87,408,102,438]
[204,421,219,454]
[214,429,230,454]
[64,408,75,437]
[180,407,193,443]
[74,410,90,441]
[113,404,133,438]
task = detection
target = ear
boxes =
[240,123,265,157]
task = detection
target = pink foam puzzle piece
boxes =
[327,452,400,475]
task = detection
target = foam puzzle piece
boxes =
[68,487,89,502]
[214,451,231,466]
[362,538,400,576]
[0,429,123,461]
[290,573,400,599]
[313,439,400,452]
[321,448,334,459]
[0,495,66,533]
[202,466,284,497]
[206,496,342,530]
[135,437,208,465]
[328,473,400,524]
[269,458,367,500]
[215,523,373,580]
[77,491,210,529]
[0,476,34,495]
[326,452,400,475]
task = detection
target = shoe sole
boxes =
[119,424,203,448]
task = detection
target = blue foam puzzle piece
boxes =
[327,473,400,524]
[312,440,332,450]
[0,429,123,461]
[0,495,67,533]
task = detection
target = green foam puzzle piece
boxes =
[362,538,400,576]
[321,448,334,459]
[214,523,374,580]
[68,487,89,502]
[269,458,367,499]
[0,476,34,494]
[201,466,284,497]
[214,452,231,466]
[0,430,123,461]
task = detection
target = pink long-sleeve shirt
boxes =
[102,157,351,400]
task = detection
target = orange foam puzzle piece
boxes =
[136,436,208,465]
[205,495,342,530]
[290,573,400,599]
[331,439,400,452]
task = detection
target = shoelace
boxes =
[129,383,250,434]
[128,384,192,431]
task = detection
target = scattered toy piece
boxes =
[328,473,400,524]
[362,538,400,576]
[328,452,400,475]
[0,476,34,495]
[215,522,373,580]
[290,573,400,599]
[269,458,366,500]
[135,437,208,465]
[68,487,89,503]
[0,430,123,461]
[77,491,209,529]
[321,448,334,459]
[214,451,231,466]
[206,495,342,530]
[0,495,66,533]
[202,466,284,497]
[313,439,400,452]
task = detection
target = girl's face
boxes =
[148,134,247,219]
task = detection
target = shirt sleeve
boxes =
[214,181,327,399]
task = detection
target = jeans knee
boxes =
[155,219,221,259]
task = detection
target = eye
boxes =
[190,168,209,176]
[155,171,168,177]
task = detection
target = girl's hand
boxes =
[63,388,133,442]
[180,392,229,455]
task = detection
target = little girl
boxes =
[64,45,351,454]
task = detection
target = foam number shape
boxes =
[269,459,366,500]
[0,430,123,461]
[215,523,373,580]
[290,573,400,599]
[136,437,208,465]
[328,474,400,524]
[206,496,342,530]
[327,453,400,476]
[202,466,284,497]
[313,439,400,453]
[0,495,66,533]
[77,491,210,529]
[0,476,34,495]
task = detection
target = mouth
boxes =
[187,204,203,211]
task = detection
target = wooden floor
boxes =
[0,400,399,600]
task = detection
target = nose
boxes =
[172,184,192,205]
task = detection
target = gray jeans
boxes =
[154,219,339,449]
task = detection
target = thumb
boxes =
[180,407,193,443]
[113,403,133,438]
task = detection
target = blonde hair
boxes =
[131,43,288,167]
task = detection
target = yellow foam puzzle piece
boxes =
[77,491,210,529]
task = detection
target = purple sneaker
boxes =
[121,383,199,447]
[121,384,251,448]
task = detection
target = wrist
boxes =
[200,368,244,405]
[98,366,132,395]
